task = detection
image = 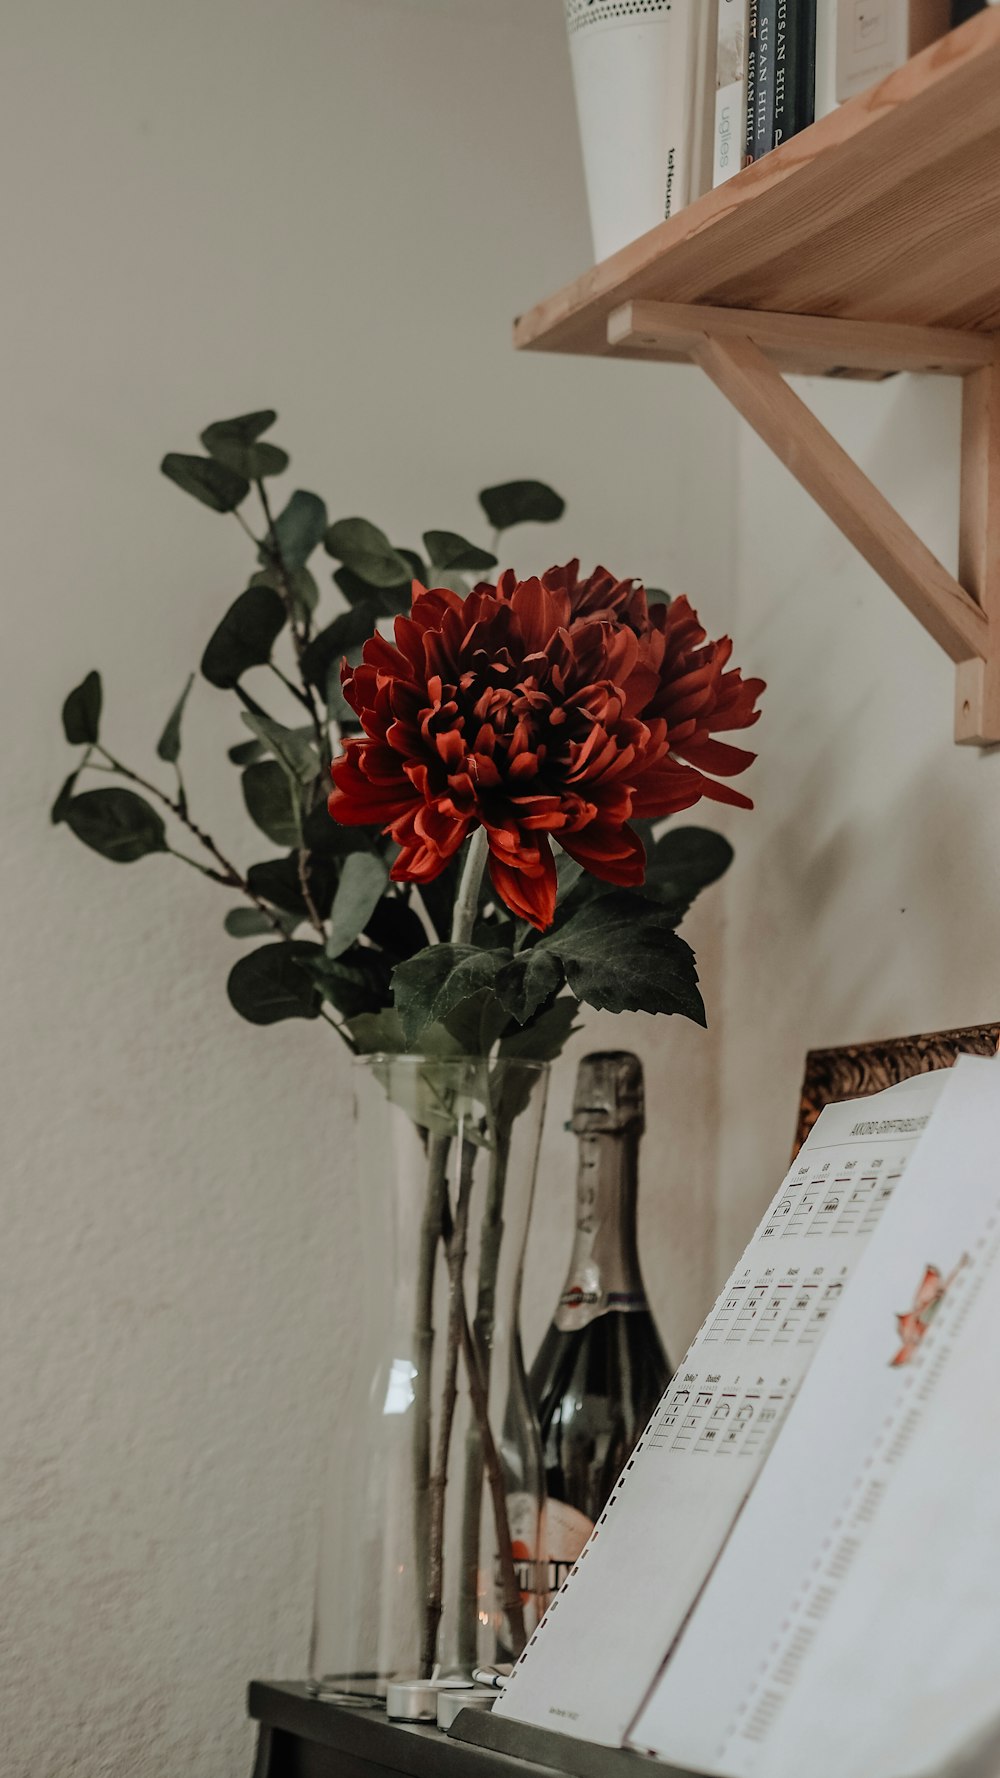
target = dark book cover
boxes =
[752,0,778,162]
[773,0,816,148]
[745,0,759,165]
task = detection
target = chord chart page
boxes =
[495,1070,948,1750]
[631,1057,1000,1777]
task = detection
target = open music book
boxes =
[496,1056,1000,1778]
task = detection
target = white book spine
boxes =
[713,0,750,186]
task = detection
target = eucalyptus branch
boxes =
[296,846,327,940]
[256,480,332,774]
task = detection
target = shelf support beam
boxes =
[956,361,1000,743]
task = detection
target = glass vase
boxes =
[309,1053,549,1702]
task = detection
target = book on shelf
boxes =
[494,1056,1000,1778]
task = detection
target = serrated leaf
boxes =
[391,944,511,1049]
[240,712,319,786]
[227,941,322,1024]
[241,760,302,846]
[265,489,328,569]
[326,851,390,960]
[347,1008,408,1054]
[301,602,380,688]
[324,517,411,588]
[478,480,565,532]
[63,788,168,864]
[201,585,286,688]
[539,892,705,1025]
[161,452,249,513]
[493,947,564,1025]
[157,673,195,763]
[499,996,581,1063]
[423,530,497,573]
[201,411,288,480]
[62,671,102,745]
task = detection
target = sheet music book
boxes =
[498,1058,1000,1775]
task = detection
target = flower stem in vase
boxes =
[412,1129,450,1663]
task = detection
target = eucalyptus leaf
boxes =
[324,517,411,588]
[50,769,81,825]
[326,852,390,959]
[201,411,288,480]
[301,603,380,688]
[241,760,302,846]
[227,940,323,1024]
[161,452,249,513]
[307,945,393,1019]
[478,480,565,532]
[224,906,287,938]
[333,566,410,617]
[423,530,497,573]
[201,585,286,689]
[62,671,102,746]
[239,712,319,786]
[228,737,266,766]
[156,673,195,763]
[247,853,337,920]
[646,588,671,609]
[64,788,168,864]
[264,489,328,569]
[538,892,705,1026]
[249,565,319,621]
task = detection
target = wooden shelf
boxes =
[514,14,1000,745]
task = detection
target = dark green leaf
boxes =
[241,760,302,847]
[62,671,102,745]
[156,673,194,763]
[201,411,288,480]
[347,1008,407,1054]
[240,712,318,785]
[301,602,380,687]
[201,585,286,689]
[50,769,81,825]
[439,989,512,1059]
[555,850,584,904]
[494,948,564,1025]
[249,564,319,621]
[539,892,705,1025]
[324,518,411,588]
[643,825,734,910]
[363,895,427,962]
[646,587,671,609]
[247,852,338,921]
[227,941,322,1024]
[63,788,168,864]
[265,489,328,569]
[499,996,581,1063]
[427,569,470,598]
[326,852,390,959]
[224,906,298,938]
[391,944,510,1049]
[161,452,249,513]
[478,480,565,532]
[307,945,393,1019]
[423,530,497,573]
[302,798,371,858]
[228,737,266,765]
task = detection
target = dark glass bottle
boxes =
[529,1051,671,1599]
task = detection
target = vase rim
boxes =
[351,1051,549,1072]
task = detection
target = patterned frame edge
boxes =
[793,1023,1000,1158]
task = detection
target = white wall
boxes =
[1,4,732,1773]
[713,371,1000,1271]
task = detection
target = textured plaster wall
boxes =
[2,3,733,1773]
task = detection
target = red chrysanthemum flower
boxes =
[328,563,764,931]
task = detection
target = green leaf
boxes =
[224,906,289,938]
[301,602,380,688]
[555,850,584,904]
[326,852,390,960]
[50,769,82,825]
[228,737,266,766]
[227,941,322,1024]
[478,480,565,532]
[307,945,393,1019]
[493,947,564,1025]
[539,892,705,1025]
[499,996,581,1063]
[301,798,371,858]
[239,712,318,786]
[265,490,328,569]
[62,671,102,745]
[161,452,249,513]
[391,944,510,1049]
[201,411,288,480]
[642,826,734,910]
[249,564,319,621]
[156,673,195,763]
[347,1008,407,1054]
[363,895,428,963]
[423,530,497,573]
[427,569,470,598]
[247,853,337,921]
[201,585,286,689]
[241,760,302,847]
[439,989,512,1059]
[63,788,168,864]
[324,518,412,588]
[646,587,671,610]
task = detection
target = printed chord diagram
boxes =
[762,1191,798,1239]
[805,1177,846,1236]
[859,1168,901,1235]
[784,1178,822,1238]
[750,1279,795,1343]
[830,1171,878,1236]
[694,1391,758,1456]
[703,1280,756,1344]
[797,1277,844,1344]
[669,1386,716,1452]
[741,1388,789,1458]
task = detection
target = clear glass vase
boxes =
[309,1054,549,1702]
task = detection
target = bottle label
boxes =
[555,1275,649,1332]
[494,1492,542,1638]
[541,1498,595,1601]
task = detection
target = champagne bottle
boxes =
[529,1051,671,1600]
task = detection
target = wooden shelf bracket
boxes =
[607,302,1000,745]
